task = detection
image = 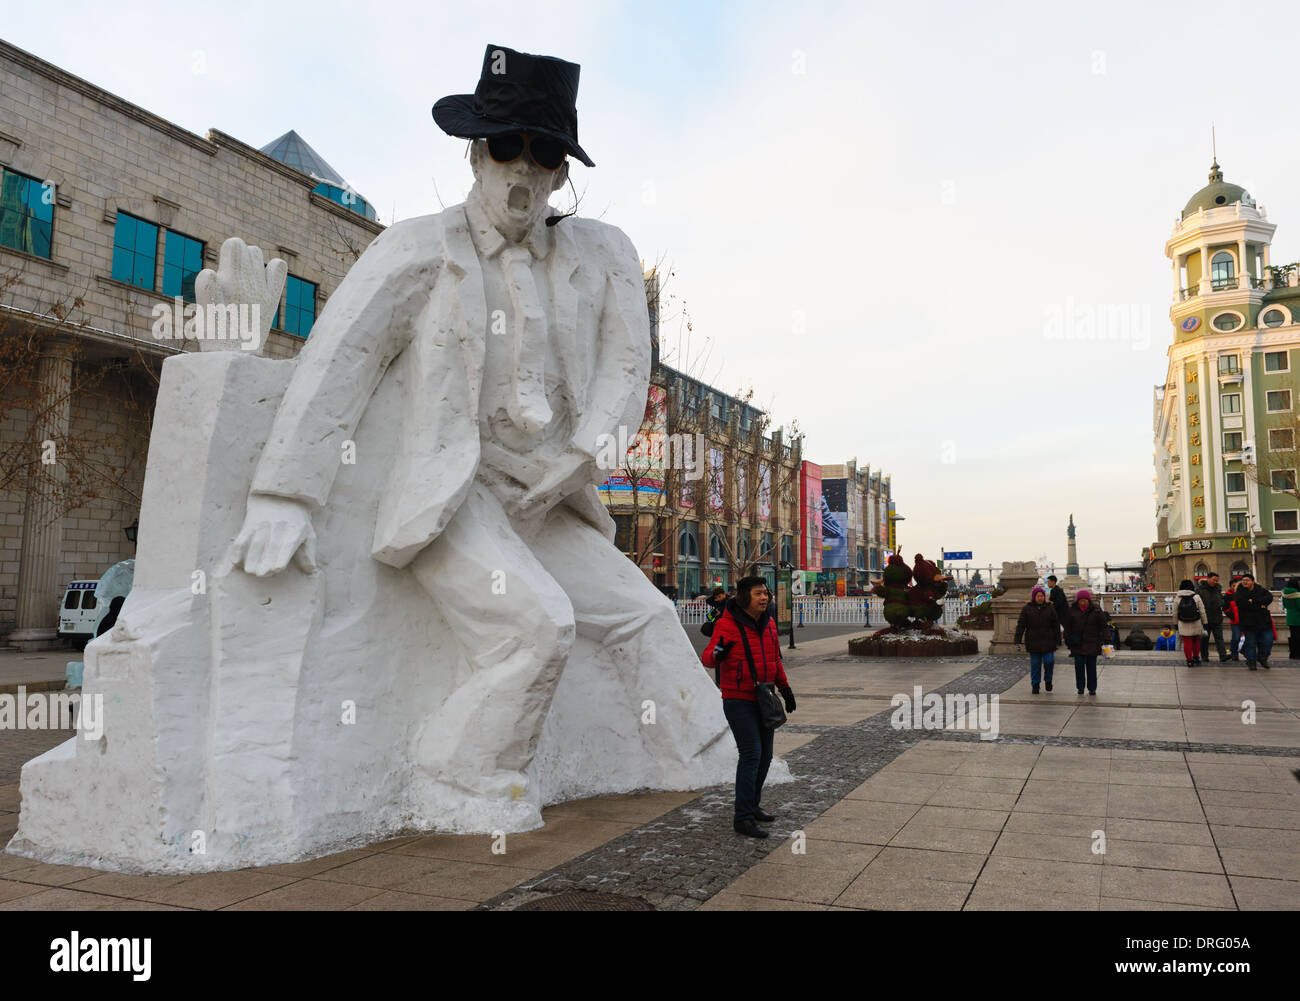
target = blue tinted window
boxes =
[0,168,54,258]
[110,213,158,289]
[162,230,204,301]
[284,274,317,338]
[311,182,376,221]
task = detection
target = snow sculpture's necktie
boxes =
[499,244,552,434]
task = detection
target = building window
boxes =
[1212,312,1241,332]
[1229,513,1250,533]
[779,535,793,565]
[1262,308,1287,328]
[857,547,865,570]
[1218,354,1240,375]
[678,521,699,560]
[1271,469,1297,492]
[612,514,635,554]
[283,274,318,338]
[1221,393,1242,415]
[0,167,54,259]
[709,528,725,562]
[162,230,205,302]
[110,213,158,290]
[1211,251,1235,290]
[760,532,773,562]
[1266,389,1292,413]
[1274,510,1298,532]
[1225,472,1246,493]
[740,530,752,563]
[311,182,375,221]
[1265,350,1290,372]
[1223,431,1243,452]
[1269,428,1294,451]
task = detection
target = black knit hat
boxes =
[432,44,594,167]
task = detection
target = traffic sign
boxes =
[944,550,973,561]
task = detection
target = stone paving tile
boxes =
[1217,847,1300,880]
[389,831,594,870]
[0,887,132,910]
[344,890,475,910]
[123,870,299,910]
[1102,841,1224,874]
[63,872,190,899]
[1209,825,1300,853]
[992,830,1101,865]
[977,855,1103,897]
[399,861,542,902]
[4,861,103,887]
[1099,866,1236,908]
[725,861,865,905]
[862,845,987,883]
[1107,785,1207,823]
[0,878,44,904]
[836,871,971,911]
[250,848,381,878]
[1104,818,1216,846]
[221,878,385,910]
[1100,897,1234,911]
[1202,805,1300,830]
[698,891,829,911]
[1226,875,1300,910]
[760,838,882,871]
[1003,811,1105,837]
[909,805,1009,831]
[1018,779,1108,815]
[965,884,1099,910]
[0,783,19,811]
[889,823,1000,855]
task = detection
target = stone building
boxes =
[599,329,803,598]
[1150,159,1300,590]
[818,459,893,593]
[0,39,383,647]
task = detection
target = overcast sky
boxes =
[7,0,1299,573]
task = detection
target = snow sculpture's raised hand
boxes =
[194,237,288,355]
[231,495,318,577]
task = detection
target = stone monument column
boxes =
[11,341,74,651]
[988,560,1039,654]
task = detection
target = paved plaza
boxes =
[1,636,1297,910]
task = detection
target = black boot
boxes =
[1248,661,1258,671]
[1045,682,1053,692]
[1260,658,1270,670]
[754,808,776,822]
[734,818,769,838]
[1032,684,1040,694]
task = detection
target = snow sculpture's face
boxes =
[470,139,569,241]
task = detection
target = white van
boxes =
[57,559,134,648]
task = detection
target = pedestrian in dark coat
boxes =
[1046,575,1068,634]
[1233,574,1275,669]
[1014,586,1060,694]
[702,576,796,839]
[1195,572,1228,661]
[1063,588,1107,695]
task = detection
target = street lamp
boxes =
[123,518,139,547]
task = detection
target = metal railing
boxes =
[676,596,975,627]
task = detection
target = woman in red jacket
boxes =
[702,575,797,838]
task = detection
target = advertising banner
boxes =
[821,479,848,568]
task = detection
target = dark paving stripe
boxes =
[925,729,1300,758]
[478,656,1033,911]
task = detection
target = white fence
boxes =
[676,596,976,627]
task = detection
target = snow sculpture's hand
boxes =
[231,495,318,577]
[513,446,594,516]
[194,237,288,355]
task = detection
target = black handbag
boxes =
[735,615,786,730]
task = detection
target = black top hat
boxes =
[432,44,594,167]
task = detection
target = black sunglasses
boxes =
[486,133,567,171]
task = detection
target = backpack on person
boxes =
[1177,594,1200,622]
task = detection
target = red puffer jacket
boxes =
[701,598,789,701]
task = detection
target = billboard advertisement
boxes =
[759,463,771,520]
[800,461,822,571]
[821,479,848,568]
[600,385,667,504]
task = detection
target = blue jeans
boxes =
[1230,624,1241,658]
[1241,629,1274,664]
[1029,652,1055,686]
[723,698,774,824]
[1074,655,1098,693]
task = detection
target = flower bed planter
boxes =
[848,627,978,657]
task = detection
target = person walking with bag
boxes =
[702,576,797,838]
[1063,588,1107,696]
[1175,578,1208,666]
[1014,586,1060,694]
[1196,572,1228,662]
[701,586,727,638]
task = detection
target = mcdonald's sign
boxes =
[1231,537,1249,549]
